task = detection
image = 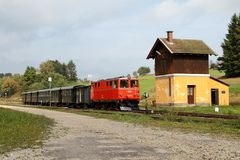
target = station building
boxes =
[147,31,229,106]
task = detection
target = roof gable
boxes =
[147,38,217,59]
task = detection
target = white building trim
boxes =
[155,74,210,78]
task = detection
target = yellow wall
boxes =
[155,75,229,106]
[173,76,209,106]
[209,78,229,105]
[155,77,173,105]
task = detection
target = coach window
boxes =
[120,80,128,88]
[106,81,109,87]
[95,83,97,88]
[113,80,118,88]
[98,82,100,87]
[110,81,113,87]
[131,80,138,88]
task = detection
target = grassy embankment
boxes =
[0,107,54,154]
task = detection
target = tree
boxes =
[0,73,4,78]
[20,66,37,91]
[218,13,240,77]
[40,60,55,75]
[40,73,67,89]
[209,60,218,70]
[67,60,78,81]
[133,71,138,78]
[1,77,19,97]
[51,60,68,78]
[137,66,151,76]
[4,73,12,77]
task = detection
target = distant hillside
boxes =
[209,69,225,78]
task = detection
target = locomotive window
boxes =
[106,81,109,86]
[98,82,100,87]
[110,81,113,87]
[120,80,128,88]
[95,83,97,88]
[113,80,118,88]
[131,80,138,88]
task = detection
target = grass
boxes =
[33,107,240,137]
[156,105,240,115]
[139,74,155,96]
[229,84,240,93]
[0,108,54,154]
[209,69,225,78]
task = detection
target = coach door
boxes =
[188,85,195,104]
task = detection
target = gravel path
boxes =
[0,105,240,160]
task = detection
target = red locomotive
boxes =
[91,77,140,110]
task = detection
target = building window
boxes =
[188,86,194,95]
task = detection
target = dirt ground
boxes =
[0,105,240,160]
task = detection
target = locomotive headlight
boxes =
[120,93,123,97]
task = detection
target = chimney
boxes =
[167,31,173,43]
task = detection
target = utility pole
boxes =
[48,77,52,107]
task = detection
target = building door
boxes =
[188,85,195,104]
[211,89,219,105]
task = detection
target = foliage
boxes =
[67,60,78,81]
[0,108,54,153]
[132,71,138,78]
[40,60,68,78]
[209,60,219,70]
[137,66,150,76]
[40,61,55,75]
[218,13,240,77]
[40,73,68,89]
[0,77,19,97]
[0,73,12,78]
[20,66,37,91]
[19,60,78,92]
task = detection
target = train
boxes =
[21,76,140,111]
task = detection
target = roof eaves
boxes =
[159,38,173,54]
[146,39,159,59]
[210,76,229,86]
[205,43,218,56]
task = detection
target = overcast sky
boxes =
[0,0,239,80]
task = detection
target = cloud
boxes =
[147,0,240,22]
[0,0,138,46]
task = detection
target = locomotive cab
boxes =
[91,77,140,110]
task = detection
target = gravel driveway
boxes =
[0,105,240,160]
